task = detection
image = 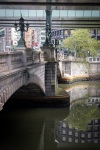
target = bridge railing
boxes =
[0,49,45,73]
[33,51,44,63]
[0,51,24,73]
[57,53,64,61]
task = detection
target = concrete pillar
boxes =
[45,62,57,96]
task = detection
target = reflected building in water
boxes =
[55,82,100,148]
[55,119,100,148]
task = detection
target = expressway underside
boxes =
[0,0,100,29]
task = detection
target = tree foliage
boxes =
[63,29,100,57]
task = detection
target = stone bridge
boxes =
[1,47,100,111]
[0,47,58,111]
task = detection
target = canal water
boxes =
[0,81,100,150]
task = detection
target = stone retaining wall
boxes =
[59,61,100,83]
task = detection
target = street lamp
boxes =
[43,10,53,47]
[14,15,29,47]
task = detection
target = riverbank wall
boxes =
[58,61,100,84]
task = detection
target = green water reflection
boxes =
[64,101,100,130]
[0,106,68,150]
[0,81,100,150]
[55,81,100,148]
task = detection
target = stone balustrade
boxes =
[0,51,24,73]
[0,49,45,74]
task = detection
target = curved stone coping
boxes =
[0,67,26,78]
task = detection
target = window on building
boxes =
[55,31,57,36]
[60,30,63,35]
[94,119,99,124]
[32,41,34,45]
[94,125,99,131]
[89,58,92,61]
[75,139,78,143]
[75,132,78,137]
[41,37,45,40]
[69,130,72,135]
[68,137,72,142]
[41,41,44,45]
[87,133,92,138]
[41,32,45,35]
[32,36,34,40]
[62,136,66,141]
[57,30,59,36]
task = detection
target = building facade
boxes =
[0,27,20,51]
[51,29,100,47]
[0,27,46,51]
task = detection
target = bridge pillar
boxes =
[45,62,57,96]
[41,46,56,61]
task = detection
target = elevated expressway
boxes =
[0,0,100,29]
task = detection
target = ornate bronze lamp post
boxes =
[14,15,29,47]
[43,10,53,47]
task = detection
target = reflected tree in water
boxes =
[64,99,100,131]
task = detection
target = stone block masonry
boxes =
[45,62,57,96]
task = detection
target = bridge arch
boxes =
[27,74,45,94]
[0,73,27,110]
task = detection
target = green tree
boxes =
[63,29,100,57]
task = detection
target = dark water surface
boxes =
[0,81,100,150]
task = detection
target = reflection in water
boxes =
[65,82,100,104]
[66,103,100,130]
[55,119,100,148]
[0,105,68,150]
[55,81,100,148]
[0,81,100,149]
